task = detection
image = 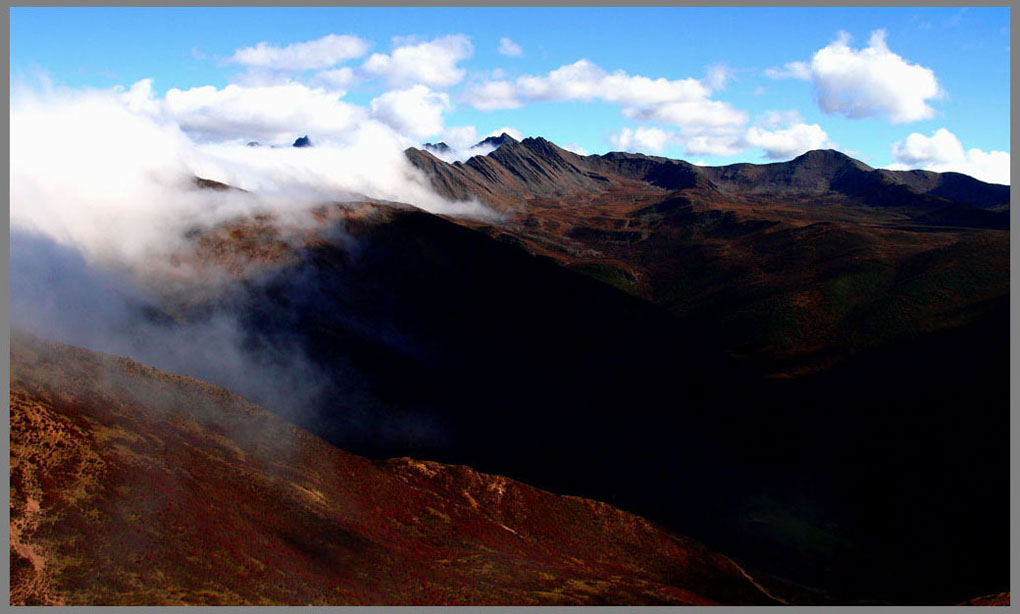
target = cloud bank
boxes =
[607,109,832,160]
[10,74,493,446]
[11,76,495,287]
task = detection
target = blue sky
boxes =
[11,7,1011,182]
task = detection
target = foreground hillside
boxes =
[172,192,1007,605]
[9,332,780,606]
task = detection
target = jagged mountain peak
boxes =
[475,132,520,149]
[423,141,452,153]
[405,134,1007,213]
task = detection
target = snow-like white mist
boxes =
[10,78,491,440]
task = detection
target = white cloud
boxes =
[162,83,366,144]
[756,109,804,129]
[515,60,711,108]
[771,30,941,123]
[120,78,160,114]
[443,125,478,148]
[312,67,357,89]
[228,68,298,88]
[764,61,811,81]
[486,126,523,140]
[228,34,370,71]
[623,99,747,132]
[11,79,493,276]
[704,64,733,91]
[745,123,833,159]
[515,59,605,100]
[676,134,745,157]
[460,80,522,111]
[813,30,940,122]
[369,85,450,139]
[890,128,1009,184]
[892,127,965,165]
[362,34,473,88]
[604,109,833,160]
[498,37,523,57]
[464,59,746,138]
[609,127,670,153]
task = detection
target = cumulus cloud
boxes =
[890,128,1010,184]
[460,80,521,110]
[622,99,747,131]
[606,108,833,160]
[764,61,811,81]
[463,59,747,141]
[609,127,670,154]
[515,60,712,108]
[676,134,745,158]
[312,66,357,89]
[498,37,523,57]
[362,34,473,88]
[228,68,300,88]
[228,34,370,71]
[703,64,733,91]
[768,30,941,123]
[369,85,450,139]
[162,82,365,144]
[891,127,965,164]
[756,109,805,129]
[443,125,479,148]
[745,123,832,159]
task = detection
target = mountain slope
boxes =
[407,139,1008,375]
[9,331,781,606]
[408,137,1008,211]
[13,141,1005,606]
[169,197,1007,605]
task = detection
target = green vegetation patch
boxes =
[571,261,643,296]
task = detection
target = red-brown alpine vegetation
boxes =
[10,332,783,606]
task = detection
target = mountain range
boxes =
[10,136,1009,605]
